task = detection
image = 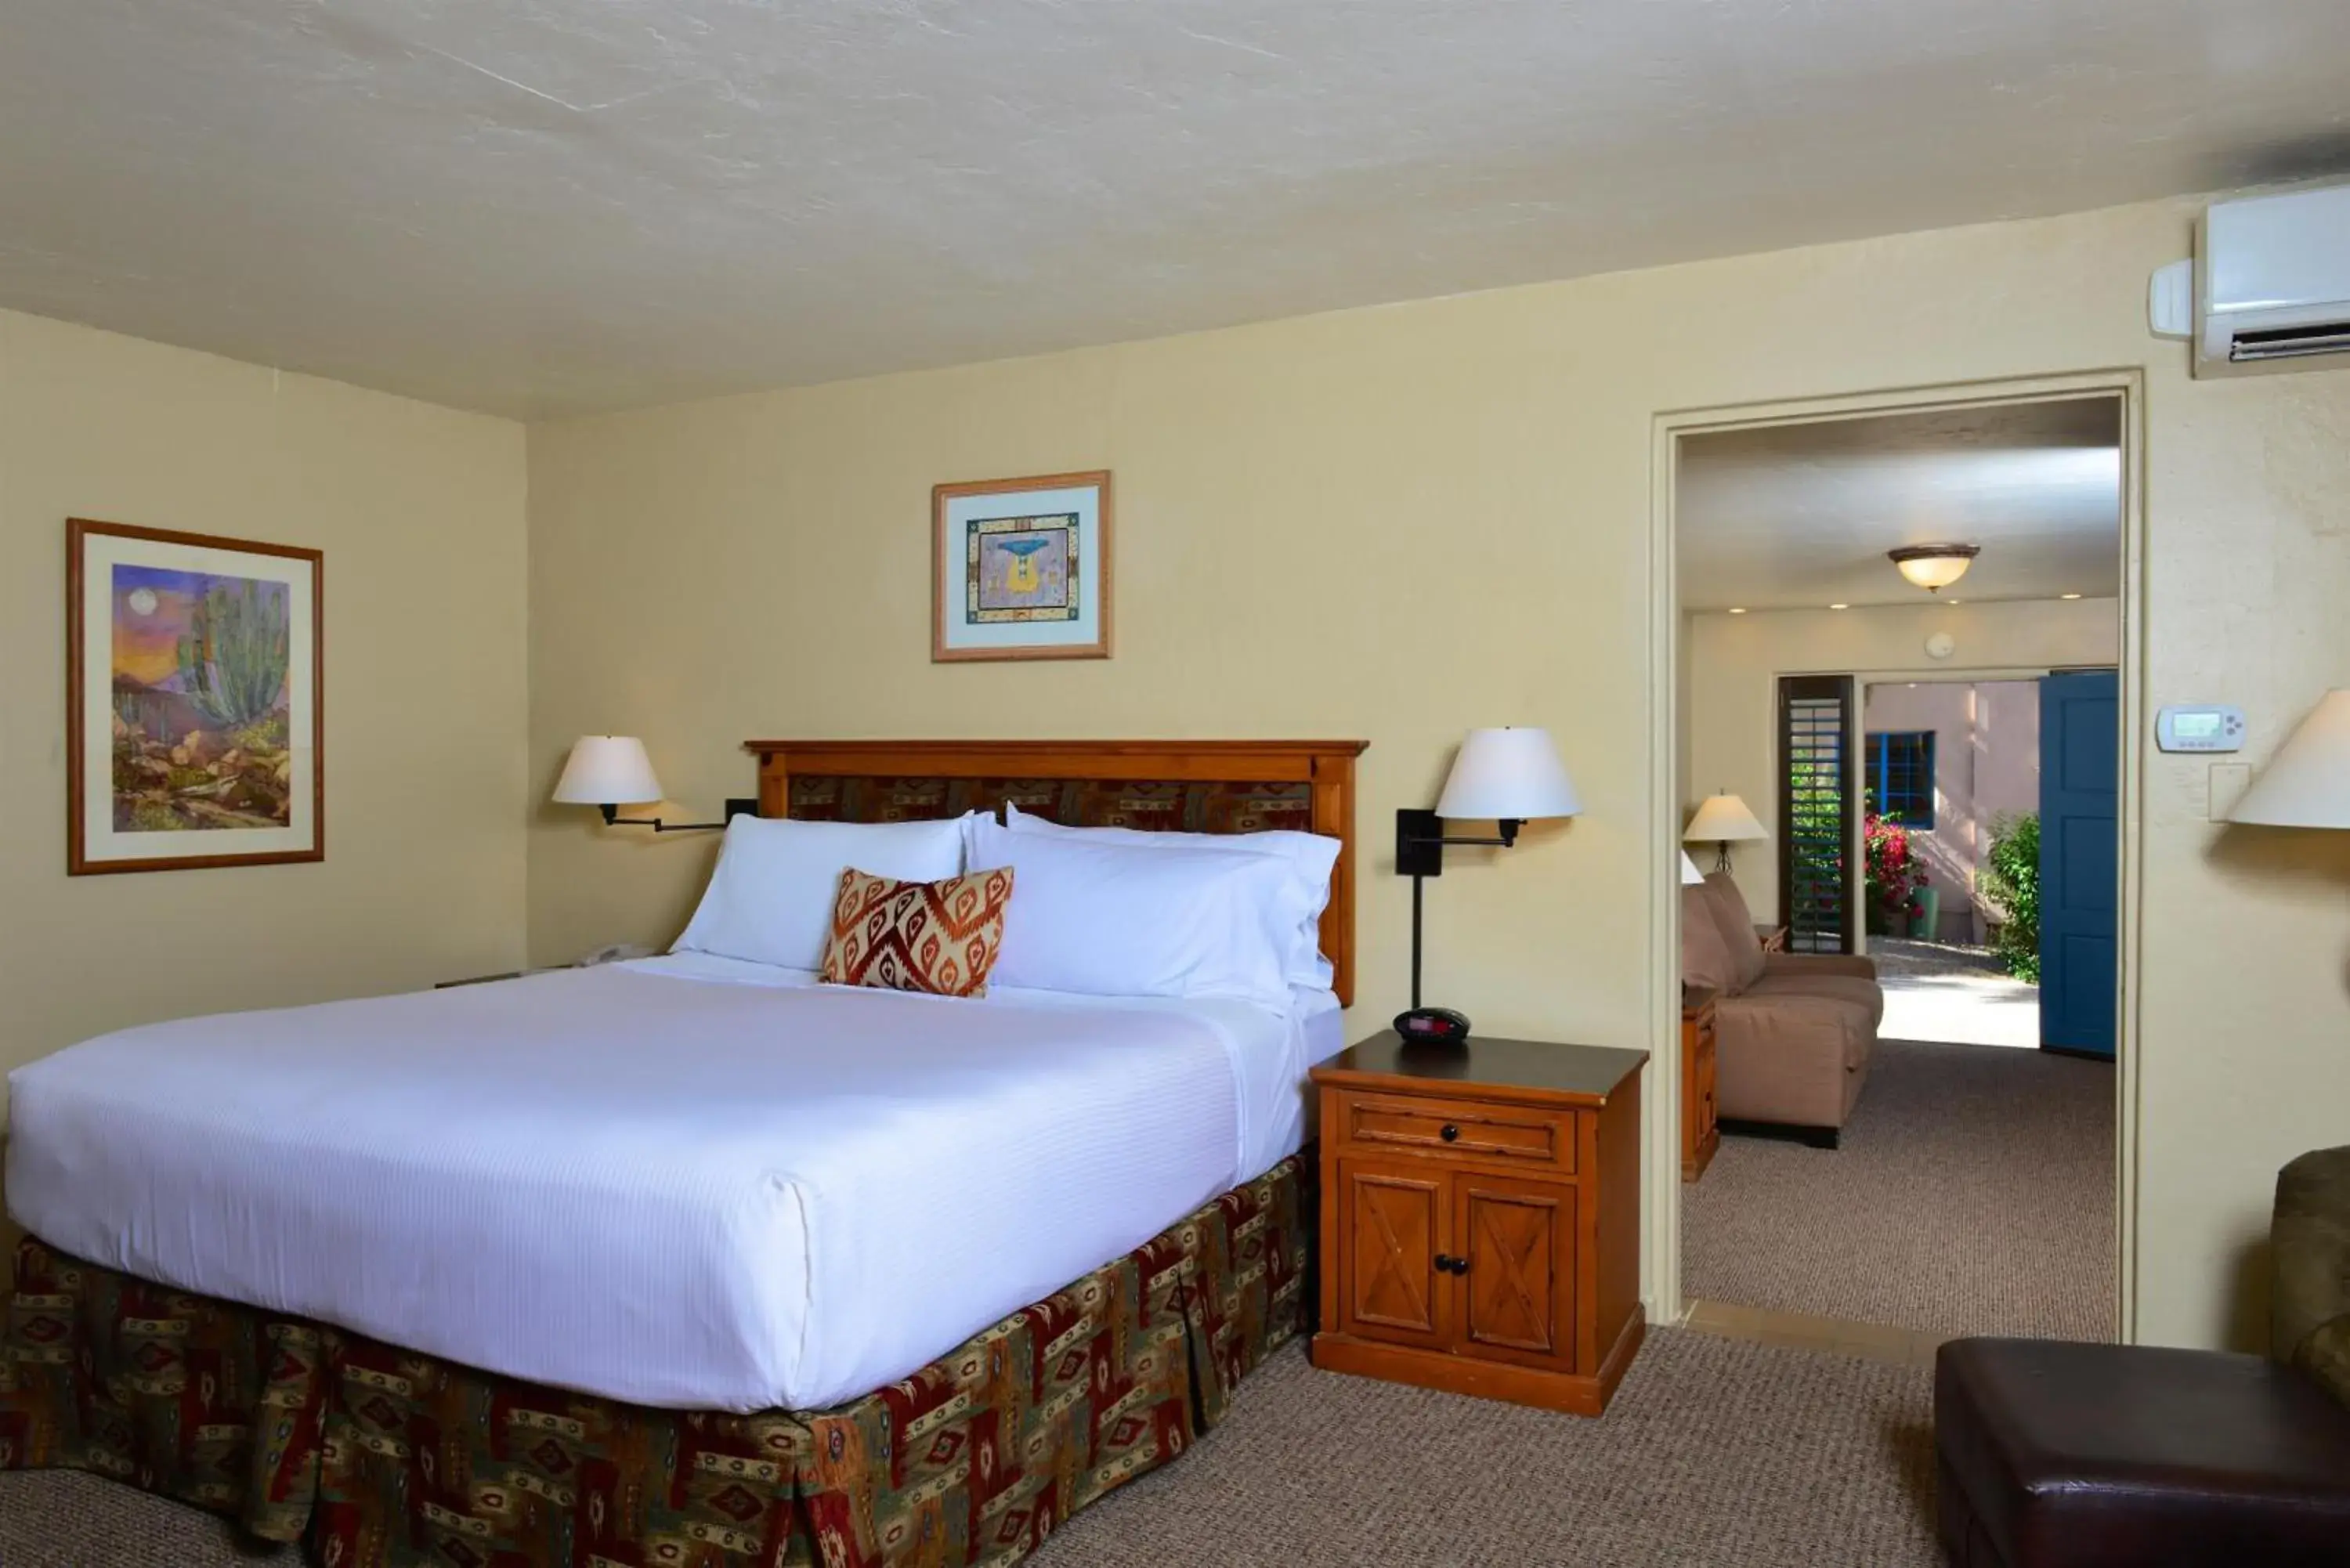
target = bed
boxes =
[1,737,1365,1567]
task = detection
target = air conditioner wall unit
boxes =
[2178,182,2350,378]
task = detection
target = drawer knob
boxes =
[1434,1253,1470,1275]
[1440,1123,1460,1142]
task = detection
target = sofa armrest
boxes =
[1763,952,1878,982]
[2274,1146,2350,1410]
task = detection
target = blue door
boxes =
[2038,670,2119,1057]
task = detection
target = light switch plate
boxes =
[2207,762,2252,822]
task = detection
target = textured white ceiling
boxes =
[3,1,2348,417]
[1677,398,2123,611]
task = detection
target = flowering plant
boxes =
[1863,808,1929,932]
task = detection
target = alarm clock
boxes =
[1394,1006,1473,1046]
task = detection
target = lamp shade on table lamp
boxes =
[554,735,664,807]
[1680,850,1706,885]
[1684,792,1767,873]
[2229,692,2350,829]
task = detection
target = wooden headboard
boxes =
[744,739,1368,1005]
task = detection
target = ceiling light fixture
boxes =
[1889,544,1980,593]
[1727,607,1747,614]
[2061,592,2082,600]
[1829,603,1849,610]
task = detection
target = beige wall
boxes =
[1862,678,2041,942]
[527,195,2350,1352]
[0,309,530,1158]
[1688,598,2119,925]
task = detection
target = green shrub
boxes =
[1980,811,2041,982]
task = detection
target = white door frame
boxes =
[1646,370,2146,1339]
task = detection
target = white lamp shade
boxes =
[1434,728,1582,821]
[1680,851,1706,885]
[2229,691,2350,829]
[553,735,664,806]
[1684,793,1768,843]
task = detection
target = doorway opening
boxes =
[1860,674,2048,1052]
[1662,385,2131,1363]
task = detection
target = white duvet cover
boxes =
[5,957,1340,1412]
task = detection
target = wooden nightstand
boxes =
[1309,1031,1647,1416]
[1680,986,1720,1181]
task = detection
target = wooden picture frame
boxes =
[67,518,324,875]
[931,471,1112,662]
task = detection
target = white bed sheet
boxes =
[5,961,1340,1413]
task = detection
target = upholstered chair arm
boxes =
[2272,1144,2350,1409]
[1762,952,1878,982]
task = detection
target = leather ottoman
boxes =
[1936,1337,2350,1567]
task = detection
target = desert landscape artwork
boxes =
[70,519,323,873]
[111,564,295,830]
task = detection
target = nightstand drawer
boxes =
[1336,1091,1578,1174]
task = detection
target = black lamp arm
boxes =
[1395,807,1528,1014]
[1410,818,1524,850]
[598,799,760,833]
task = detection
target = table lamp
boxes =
[1684,792,1767,874]
[1394,727,1582,1045]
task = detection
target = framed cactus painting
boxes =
[67,518,324,874]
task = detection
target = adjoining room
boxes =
[1673,395,2124,1356]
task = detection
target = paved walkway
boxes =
[1870,937,2039,1049]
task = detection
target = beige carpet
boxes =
[0,1331,1938,1567]
[1686,1036,2116,1341]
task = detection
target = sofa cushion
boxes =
[1936,1337,2350,1567]
[1697,873,1766,992]
[1745,969,1885,1030]
[1679,883,1740,993]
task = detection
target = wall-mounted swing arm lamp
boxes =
[1394,727,1582,1046]
[551,735,759,832]
[2227,691,2350,831]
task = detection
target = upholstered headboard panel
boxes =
[745,739,1367,1005]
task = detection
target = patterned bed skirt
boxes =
[1,1152,1313,1566]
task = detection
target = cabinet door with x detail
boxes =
[1455,1172,1578,1369]
[1335,1158,1455,1351]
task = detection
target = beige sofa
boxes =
[1681,873,1881,1147]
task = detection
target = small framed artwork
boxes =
[67,518,324,875]
[931,471,1112,662]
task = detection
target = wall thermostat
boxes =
[2157,705,2245,753]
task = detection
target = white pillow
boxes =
[965,815,1296,1005]
[673,814,971,970]
[1004,801,1339,989]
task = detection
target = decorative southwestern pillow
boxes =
[819,865,1015,998]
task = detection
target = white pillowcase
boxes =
[965,815,1297,1006]
[1003,802,1339,989]
[673,814,971,971]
